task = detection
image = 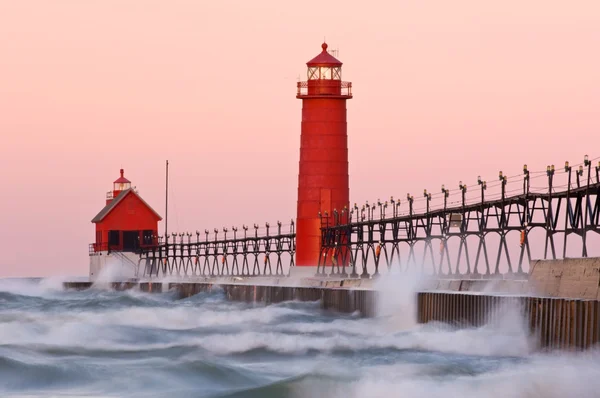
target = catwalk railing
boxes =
[318,159,600,278]
[138,157,600,279]
[138,222,295,278]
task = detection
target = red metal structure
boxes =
[91,169,162,253]
[295,42,353,266]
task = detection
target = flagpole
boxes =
[165,160,169,244]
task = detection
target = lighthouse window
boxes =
[320,67,332,80]
[308,67,319,80]
[332,67,341,80]
[113,181,131,192]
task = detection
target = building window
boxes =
[108,230,120,247]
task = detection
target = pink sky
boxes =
[0,0,599,277]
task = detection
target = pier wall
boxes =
[418,292,600,350]
[64,258,600,350]
[166,282,377,316]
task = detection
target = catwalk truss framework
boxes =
[138,161,600,279]
[139,223,295,278]
[318,163,600,278]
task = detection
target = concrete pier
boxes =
[63,258,600,351]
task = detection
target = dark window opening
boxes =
[122,230,139,252]
[108,230,120,247]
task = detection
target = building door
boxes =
[122,231,139,252]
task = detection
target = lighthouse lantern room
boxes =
[89,169,162,279]
[109,168,132,203]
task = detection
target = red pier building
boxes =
[295,43,352,266]
[89,169,161,279]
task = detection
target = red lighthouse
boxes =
[89,169,162,279]
[295,43,352,266]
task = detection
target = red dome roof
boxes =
[306,42,342,67]
[113,169,131,184]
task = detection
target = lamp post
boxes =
[499,171,507,228]
[390,196,400,218]
[477,175,487,203]
[407,193,414,217]
[367,201,376,221]
[407,193,414,241]
[477,177,487,244]
[458,181,467,207]
[441,185,449,210]
[544,164,555,259]
[322,211,329,228]
[499,171,507,200]
[583,155,591,257]
[576,164,584,188]
[423,189,431,214]
[441,185,449,236]
[423,189,432,271]
[563,161,572,259]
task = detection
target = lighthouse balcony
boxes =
[297,81,352,99]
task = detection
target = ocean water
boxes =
[1,277,600,398]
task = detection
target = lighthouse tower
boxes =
[295,42,352,266]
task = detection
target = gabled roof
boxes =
[91,188,162,223]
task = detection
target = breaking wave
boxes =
[0,277,599,397]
